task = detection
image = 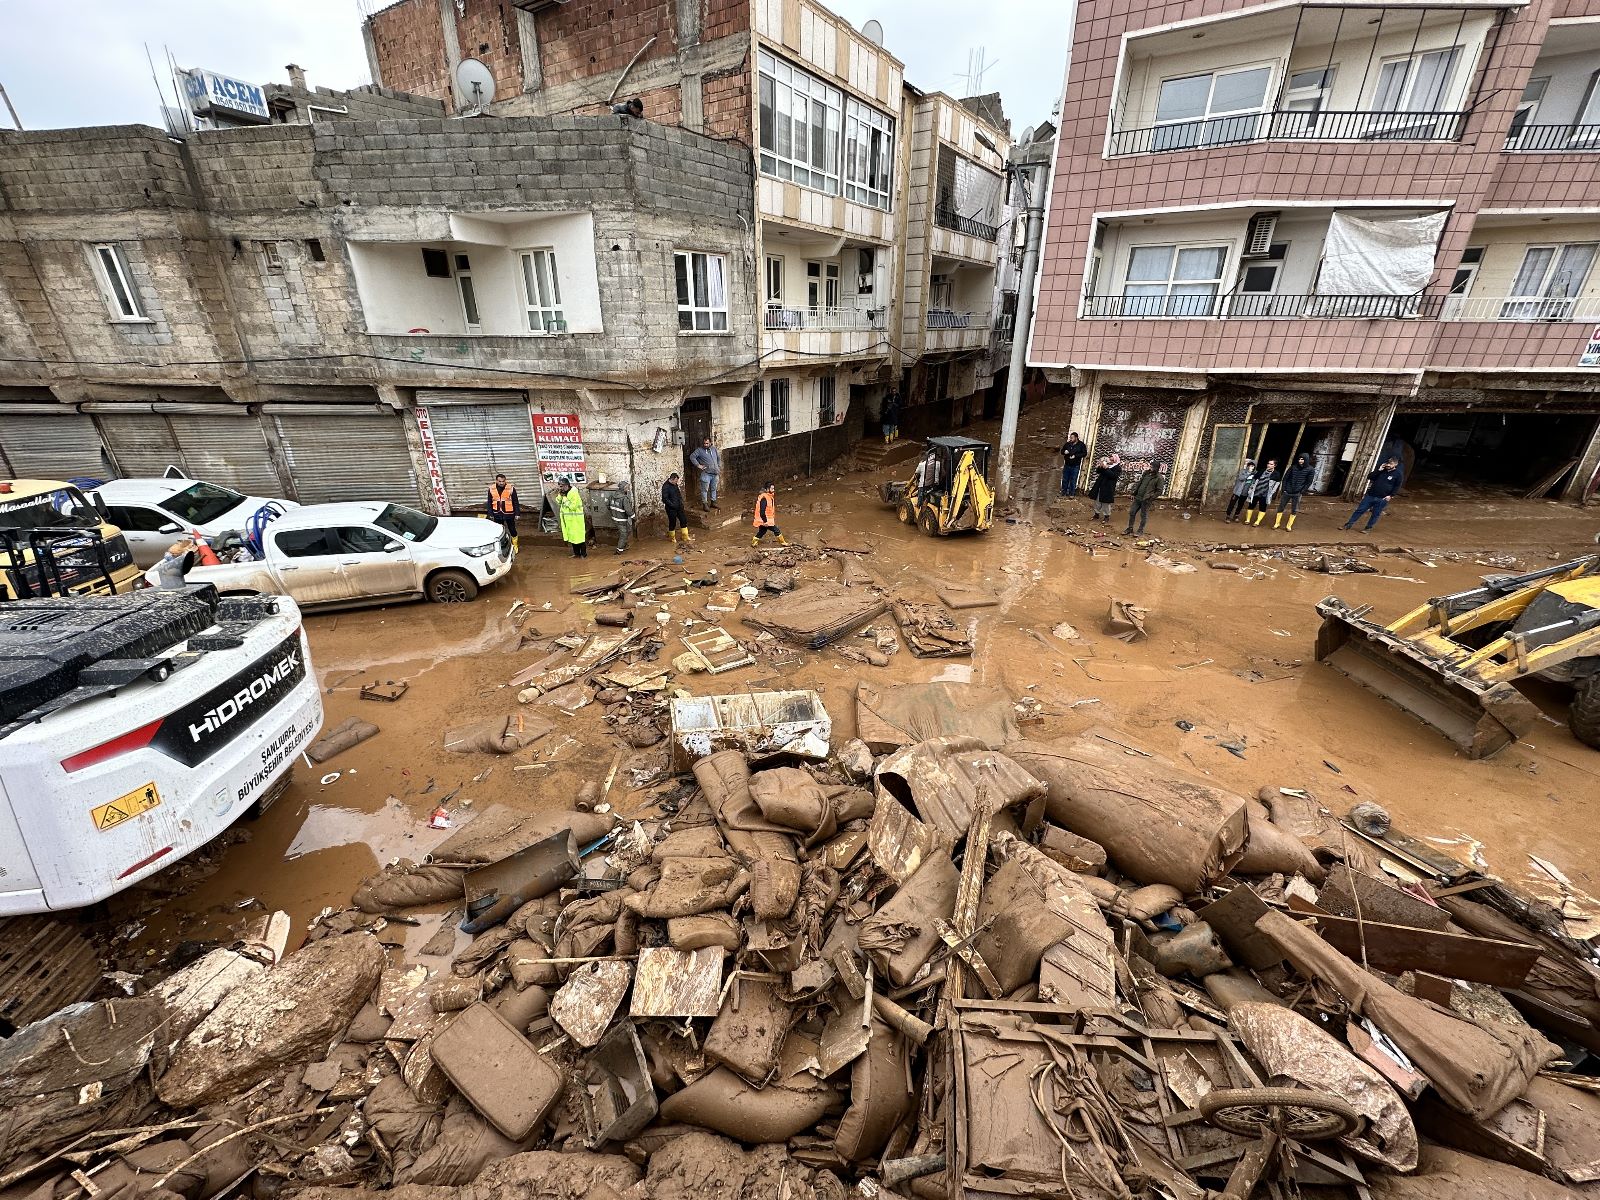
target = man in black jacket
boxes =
[1088,454,1122,524]
[1124,460,1163,535]
[1274,453,1315,531]
[1060,432,1087,498]
[1342,459,1403,532]
[662,472,692,548]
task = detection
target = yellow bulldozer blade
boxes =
[1315,598,1544,759]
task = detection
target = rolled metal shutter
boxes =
[0,413,109,480]
[422,403,543,513]
[272,411,421,505]
[96,413,182,478]
[165,415,282,494]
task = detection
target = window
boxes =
[274,528,334,558]
[1372,47,1460,114]
[518,248,565,333]
[422,248,451,278]
[305,238,326,263]
[93,244,146,320]
[929,273,953,310]
[824,263,840,309]
[1501,244,1598,320]
[1123,244,1227,316]
[455,253,481,332]
[1575,70,1600,147]
[743,383,765,442]
[1281,66,1336,136]
[770,379,791,437]
[160,481,245,525]
[1450,246,1484,295]
[818,376,836,426]
[1506,77,1549,143]
[765,255,784,305]
[806,261,823,309]
[675,251,728,331]
[758,49,842,194]
[1152,65,1272,150]
[1234,243,1289,316]
[105,504,173,533]
[858,248,876,295]
[261,242,284,272]
[334,526,400,554]
[373,504,438,541]
[843,98,894,209]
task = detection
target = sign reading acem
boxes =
[181,69,271,123]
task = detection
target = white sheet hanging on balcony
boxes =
[1317,211,1447,298]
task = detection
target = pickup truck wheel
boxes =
[1571,670,1600,751]
[427,569,478,604]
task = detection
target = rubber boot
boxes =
[777,535,789,545]
[751,535,760,546]
[1253,510,1266,526]
[1286,514,1297,531]
[1273,512,1283,529]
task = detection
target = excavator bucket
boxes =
[1315,597,1544,759]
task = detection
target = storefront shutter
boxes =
[421,402,543,513]
[165,415,282,495]
[271,411,421,505]
[96,413,182,478]
[0,413,109,481]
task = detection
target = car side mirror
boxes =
[159,522,183,534]
[384,541,405,553]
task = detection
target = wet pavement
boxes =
[111,398,1600,958]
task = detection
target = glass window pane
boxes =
[712,311,727,331]
[546,252,561,305]
[99,248,134,316]
[1548,245,1597,298]
[1211,67,1270,113]
[776,85,792,158]
[1127,245,1174,282]
[1156,74,1211,122]
[1374,60,1409,111]
[1407,48,1457,111]
[1241,265,1278,293]
[678,310,693,331]
[459,276,480,325]
[1509,247,1554,296]
[1579,72,1600,125]
[759,75,775,151]
[674,255,690,306]
[695,310,710,331]
[1175,246,1225,281]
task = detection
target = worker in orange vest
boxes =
[485,473,520,552]
[751,482,787,546]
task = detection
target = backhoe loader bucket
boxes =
[1315,597,1544,759]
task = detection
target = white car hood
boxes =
[421,516,506,550]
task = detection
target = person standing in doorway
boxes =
[1244,459,1279,526]
[1225,459,1256,523]
[1124,460,1163,535]
[1342,458,1403,532]
[689,437,721,511]
[751,481,788,545]
[1088,453,1122,524]
[485,473,520,552]
[1060,432,1087,498]
[604,480,635,554]
[1275,453,1315,531]
[662,472,692,548]
[881,390,901,443]
[556,478,587,558]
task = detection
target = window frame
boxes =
[1500,242,1599,320]
[454,252,481,333]
[1152,62,1274,151]
[843,97,895,210]
[92,243,148,321]
[758,49,843,196]
[517,247,566,334]
[769,378,791,437]
[765,255,785,307]
[675,250,730,333]
[743,382,765,442]
[1505,76,1549,145]
[1370,46,1462,116]
[1121,241,1229,317]
[1573,70,1600,147]
[818,376,837,426]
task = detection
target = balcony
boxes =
[1108,109,1466,157]
[763,306,885,331]
[1083,293,1429,319]
[1504,125,1600,152]
[925,308,992,351]
[1438,295,1600,322]
[761,303,888,364]
[934,202,999,243]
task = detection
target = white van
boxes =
[91,477,296,568]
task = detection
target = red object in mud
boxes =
[429,807,452,829]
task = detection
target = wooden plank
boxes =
[1311,912,1540,987]
[1196,885,1284,971]
[1320,864,1452,931]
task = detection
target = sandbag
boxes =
[353,863,466,913]
[694,751,790,835]
[364,1074,443,1176]
[1010,737,1249,892]
[625,857,747,919]
[442,713,553,754]
[703,978,792,1081]
[427,805,614,866]
[402,1102,525,1185]
[876,736,1045,843]
[1229,1002,1417,1171]
[859,852,960,988]
[306,716,378,763]
[973,855,1075,995]
[1257,910,1557,1120]
[1368,1145,1575,1200]
[668,913,741,952]
[751,857,803,921]
[1235,801,1328,882]
[1077,876,1183,922]
[835,1020,914,1163]
[659,1068,839,1142]
[749,767,840,845]
[507,939,558,989]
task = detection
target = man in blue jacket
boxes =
[1342,459,1403,532]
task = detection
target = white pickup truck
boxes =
[156,501,514,609]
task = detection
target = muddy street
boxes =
[115,396,1600,956]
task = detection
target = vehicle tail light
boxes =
[61,718,163,772]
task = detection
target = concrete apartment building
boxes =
[1030,0,1600,505]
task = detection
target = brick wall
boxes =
[367,0,453,102]
[701,61,751,141]
[537,0,680,90]
[454,1,527,104]
[722,420,854,491]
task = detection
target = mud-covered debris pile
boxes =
[6,702,1600,1199]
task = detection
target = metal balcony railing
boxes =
[934,203,1000,242]
[927,308,993,330]
[763,305,886,332]
[1082,292,1428,319]
[995,312,1016,341]
[1107,109,1467,156]
[1503,124,1600,152]
[1438,294,1600,321]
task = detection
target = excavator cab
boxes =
[879,436,995,537]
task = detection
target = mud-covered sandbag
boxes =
[1010,737,1248,892]
[352,863,465,913]
[652,825,728,860]
[507,939,558,989]
[452,926,518,978]
[835,1020,914,1163]
[668,914,741,952]
[659,1068,840,1142]
[859,852,959,988]
[364,1074,443,1176]
[876,736,1044,843]
[441,713,553,754]
[156,933,386,1108]
[751,857,803,921]
[1229,1002,1417,1171]
[1258,910,1557,1120]
[642,1131,839,1200]
[426,804,614,866]
[704,978,792,1081]
[1235,801,1328,882]
[749,767,839,843]
[625,857,747,919]
[973,855,1075,995]
[694,750,790,834]
[1368,1145,1574,1200]
[401,1104,524,1186]
[306,716,378,764]
[1077,876,1183,922]
[294,1151,641,1200]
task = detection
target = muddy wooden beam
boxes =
[1307,912,1540,987]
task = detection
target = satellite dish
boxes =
[862,19,884,46]
[455,58,496,110]
[1020,125,1036,147]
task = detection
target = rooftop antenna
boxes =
[862,19,884,47]
[0,83,21,131]
[455,58,496,114]
[961,47,996,95]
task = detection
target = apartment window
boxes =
[261,242,284,272]
[1506,77,1549,143]
[305,237,326,263]
[806,261,823,309]
[518,248,565,333]
[422,248,451,278]
[1152,65,1271,150]
[93,244,146,320]
[758,49,841,194]
[1123,244,1226,316]
[858,248,876,295]
[455,253,481,332]
[824,263,840,309]
[1450,246,1484,295]
[765,255,784,306]
[675,251,729,332]
[1575,71,1600,146]
[1281,66,1336,135]
[818,376,836,426]
[843,98,894,210]
[743,383,765,442]
[770,378,791,437]
[1372,47,1460,115]
[1501,244,1598,320]
[1233,243,1289,315]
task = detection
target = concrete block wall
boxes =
[722,418,852,491]
[0,126,194,213]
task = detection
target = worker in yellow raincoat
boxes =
[557,478,588,558]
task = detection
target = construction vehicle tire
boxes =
[898,499,916,525]
[918,509,942,538]
[1571,670,1600,751]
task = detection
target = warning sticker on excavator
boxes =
[92,782,162,831]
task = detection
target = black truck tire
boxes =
[1571,671,1600,751]
[427,569,479,604]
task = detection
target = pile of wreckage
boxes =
[6,686,1600,1200]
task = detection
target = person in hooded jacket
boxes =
[1225,460,1257,523]
[1275,453,1315,530]
[1088,453,1122,524]
[1244,459,1279,526]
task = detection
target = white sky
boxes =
[0,0,1068,134]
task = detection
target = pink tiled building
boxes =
[1030,0,1600,503]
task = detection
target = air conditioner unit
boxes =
[1241,212,1280,259]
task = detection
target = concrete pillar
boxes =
[1073,369,1105,460]
[1562,414,1600,505]
[361,22,384,89]
[437,0,466,110]
[255,410,299,502]
[680,74,705,132]
[1171,394,1211,499]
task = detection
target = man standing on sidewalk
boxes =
[1124,460,1163,535]
[1060,432,1087,498]
[689,437,721,510]
[485,473,520,551]
[1342,458,1403,532]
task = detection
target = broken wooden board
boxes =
[1320,864,1451,931]
[1037,869,1117,1011]
[630,947,723,1018]
[1307,911,1540,988]
[682,626,756,675]
[550,960,632,1048]
[818,969,874,1077]
[1196,886,1286,971]
[934,917,1003,999]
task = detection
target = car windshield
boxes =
[373,504,438,542]
[159,481,246,526]
[0,486,98,532]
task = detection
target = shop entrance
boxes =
[1246,421,1358,496]
[1388,412,1600,499]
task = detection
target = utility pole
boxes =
[996,145,1049,504]
[0,84,22,131]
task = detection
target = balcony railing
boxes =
[763,305,887,331]
[1439,294,1600,322]
[1503,124,1600,152]
[1083,291,1600,322]
[995,312,1016,341]
[934,203,1000,242]
[927,308,992,329]
[1107,109,1467,156]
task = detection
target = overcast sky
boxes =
[0,0,1068,134]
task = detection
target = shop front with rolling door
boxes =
[94,409,283,494]
[0,409,111,481]
[414,391,541,516]
[269,407,423,506]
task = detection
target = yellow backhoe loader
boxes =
[879,436,995,537]
[1315,554,1600,758]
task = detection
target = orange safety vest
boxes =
[753,490,777,528]
[489,483,515,515]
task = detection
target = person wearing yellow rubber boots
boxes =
[661,472,693,549]
[557,478,588,558]
[751,481,787,546]
[1244,458,1278,526]
[1275,453,1314,531]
